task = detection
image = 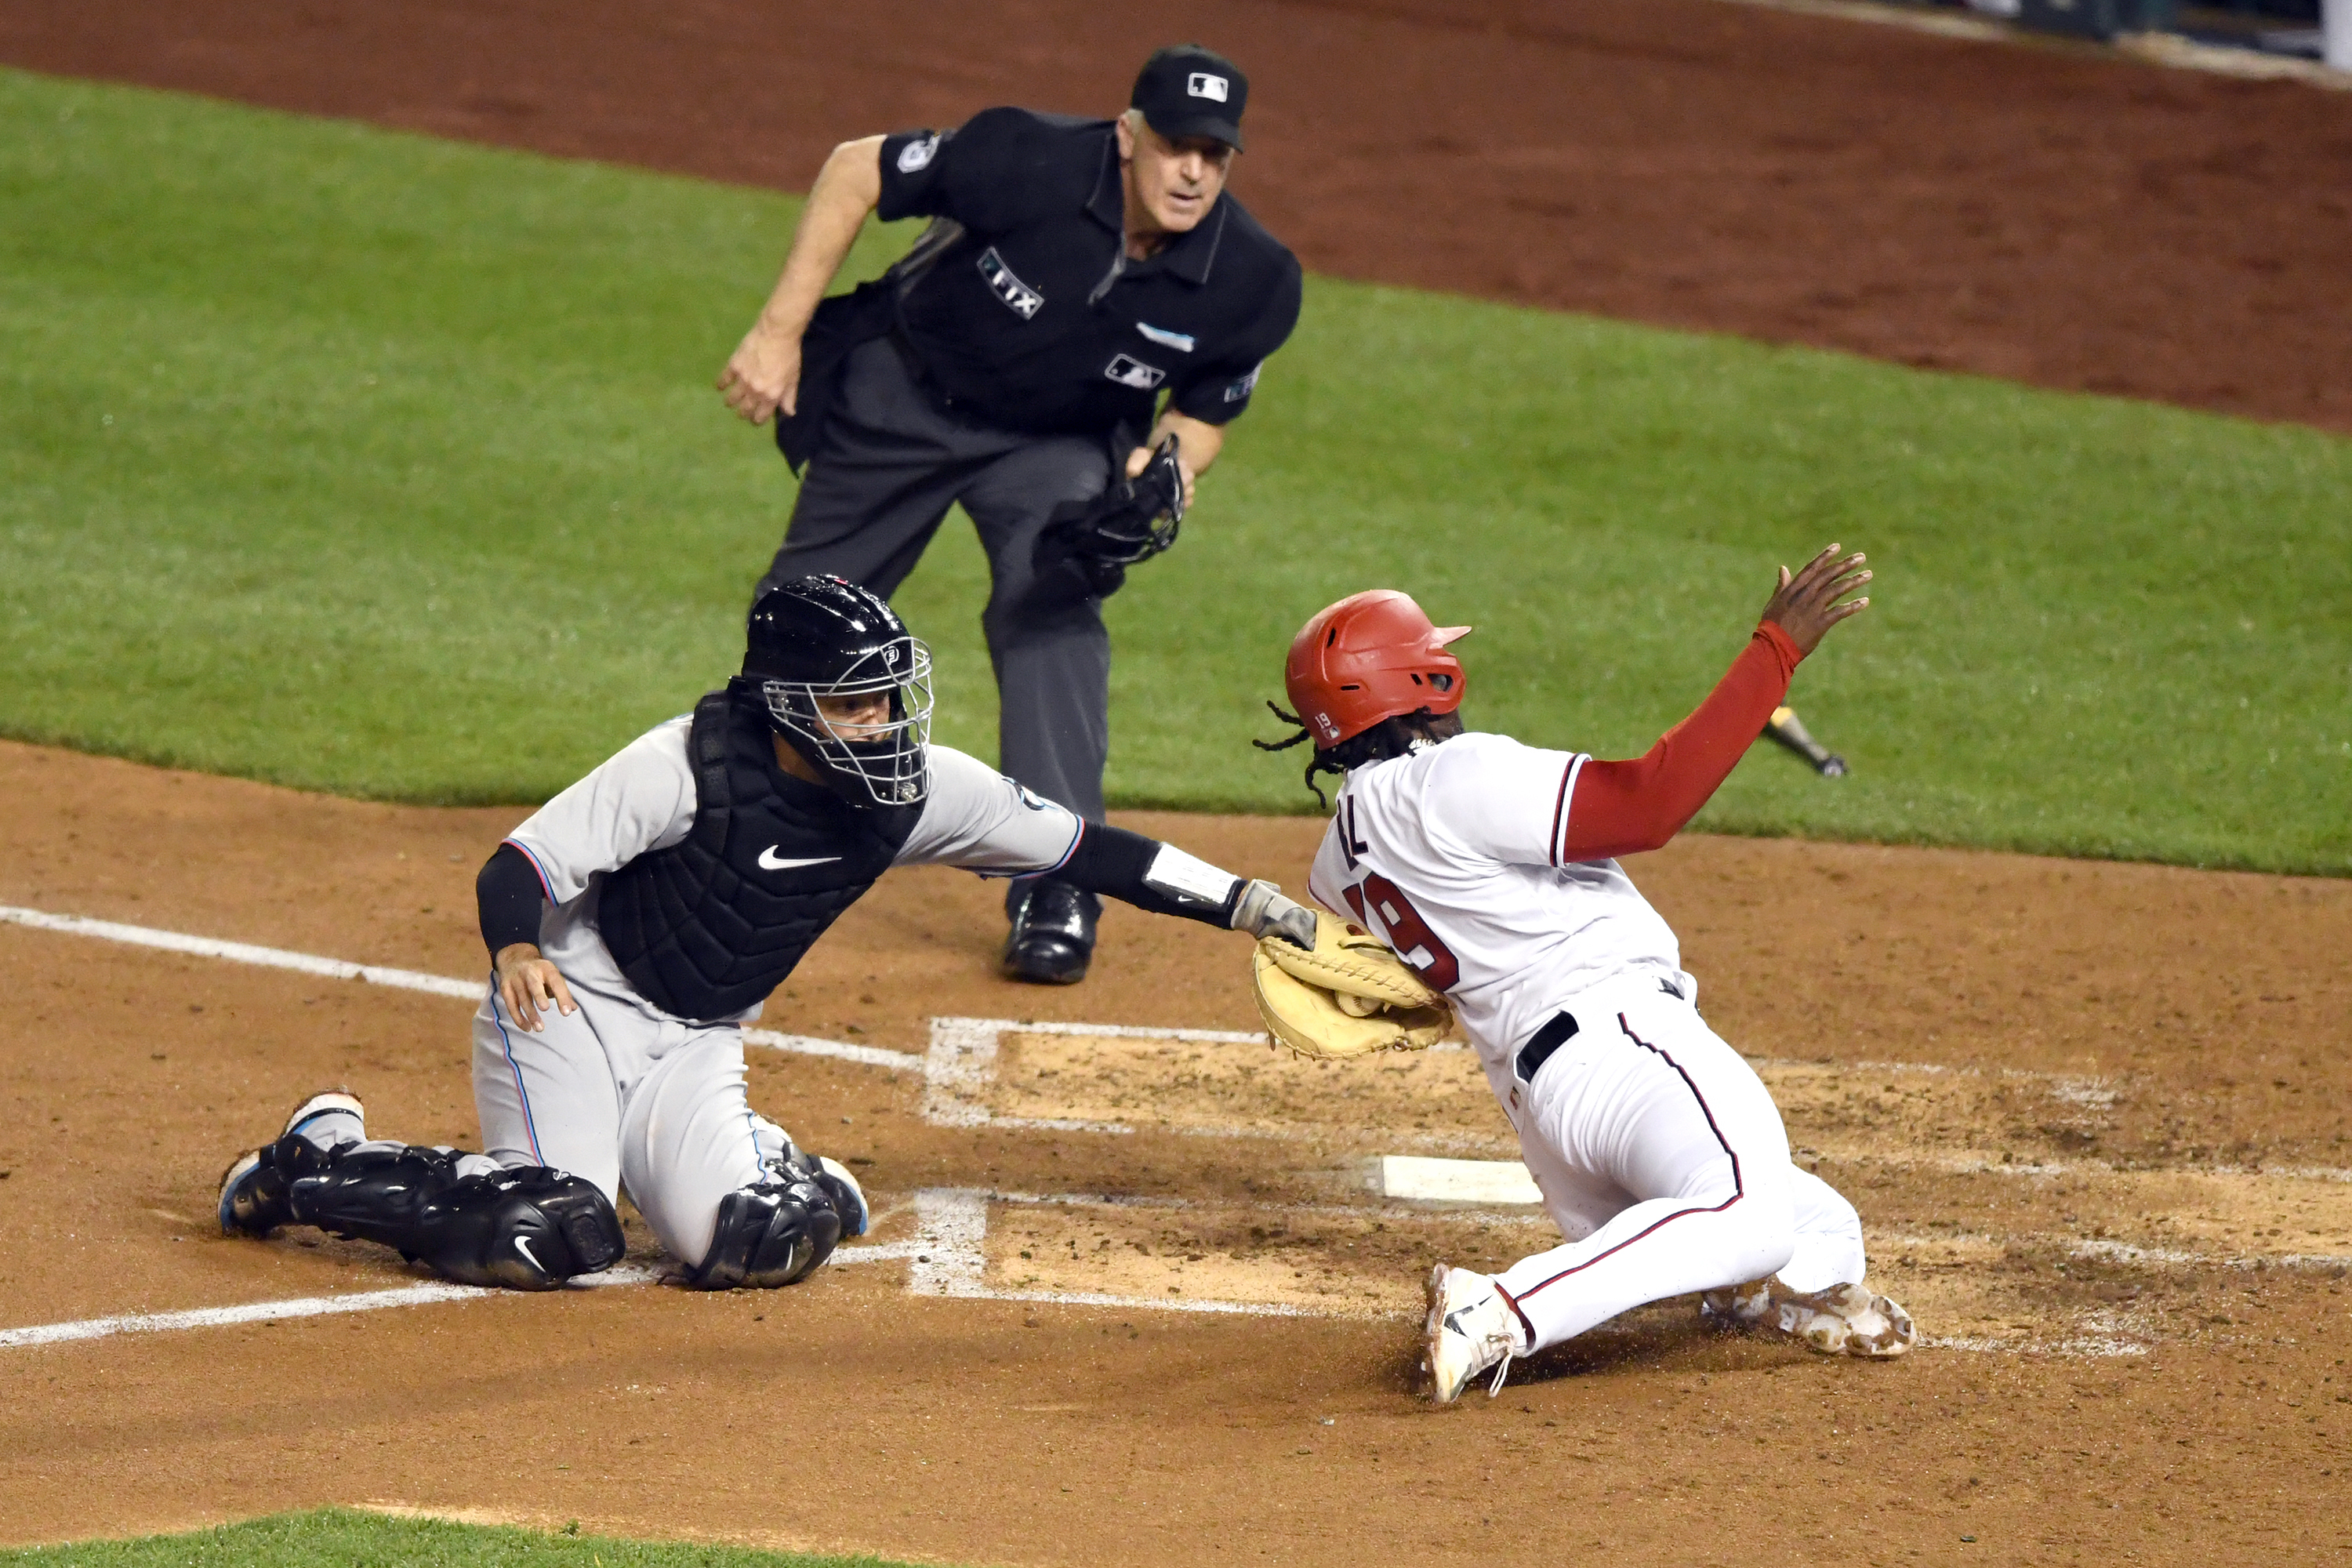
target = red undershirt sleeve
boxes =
[1557,621,1802,862]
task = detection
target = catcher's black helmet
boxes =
[737,576,933,807]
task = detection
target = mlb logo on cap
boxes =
[1132,44,1250,151]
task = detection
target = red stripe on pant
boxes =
[1511,1012,1744,1306]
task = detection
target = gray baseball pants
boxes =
[473,973,793,1272]
[756,337,1115,822]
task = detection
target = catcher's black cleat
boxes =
[1002,876,1099,985]
[218,1089,365,1237]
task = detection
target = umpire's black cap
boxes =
[1131,45,1248,151]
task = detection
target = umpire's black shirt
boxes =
[877,108,1303,438]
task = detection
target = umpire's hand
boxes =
[1124,442,1196,513]
[718,325,802,425]
[495,942,579,1032]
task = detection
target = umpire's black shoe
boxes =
[1002,877,1099,985]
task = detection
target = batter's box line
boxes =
[889,1188,1316,1318]
[916,1015,1497,1149]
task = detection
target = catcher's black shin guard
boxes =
[684,1167,844,1290]
[281,1140,625,1290]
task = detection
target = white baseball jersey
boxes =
[503,716,1083,1023]
[1305,731,1685,1092]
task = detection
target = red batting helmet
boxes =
[1283,590,1472,750]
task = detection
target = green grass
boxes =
[4,70,2347,871]
[0,1508,911,1567]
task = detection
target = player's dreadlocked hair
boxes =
[1254,702,1457,810]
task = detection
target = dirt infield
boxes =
[6,0,2352,433]
[2,739,2348,1564]
[5,5,2351,1562]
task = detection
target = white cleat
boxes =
[1703,1277,1916,1359]
[1423,1263,1522,1405]
[281,1089,367,1145]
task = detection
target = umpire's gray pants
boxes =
[757,339,1114,822]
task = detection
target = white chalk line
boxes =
[0,1281,488,1348]
[0,1187,1316,1352]
[741,1028,920,1072]
[0,904,482,1000]
[0,902,920,1073]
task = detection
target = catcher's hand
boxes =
[1251,912,1454,1060]
[1229,878,1316,950]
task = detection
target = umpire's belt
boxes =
[1515,1010,1580,1086]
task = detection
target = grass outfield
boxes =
[0,1508,910,1567]
[4,70,2347,872]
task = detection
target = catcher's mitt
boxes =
[1252,911,1454,1061]
[1032,436,1186,598]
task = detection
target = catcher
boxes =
[1250,547,1916,1403]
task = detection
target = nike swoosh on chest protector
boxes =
[757,848,843,872]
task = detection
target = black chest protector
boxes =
[597,691,920,1023]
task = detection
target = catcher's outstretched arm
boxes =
[1058,822,1315,947]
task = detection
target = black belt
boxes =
[1515,1010,1580,1085]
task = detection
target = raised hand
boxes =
[1760,544,1871,656]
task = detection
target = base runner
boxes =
[1256,546,1915,1402]
[219,575,1313,1291]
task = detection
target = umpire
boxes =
[716,44,1301,986]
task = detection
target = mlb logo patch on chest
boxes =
[1102,353,1166,390]
[977,248,1044,320]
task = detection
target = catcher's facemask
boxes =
[1033,436,1188,597]
[754,637,935,808]
[1087,436,1187,566]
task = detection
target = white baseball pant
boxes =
[1494,971,1866,1353]
[470,975,793,1272]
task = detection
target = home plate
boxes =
[1376,1156,1543,1206]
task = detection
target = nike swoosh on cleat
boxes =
[757,848,842,872]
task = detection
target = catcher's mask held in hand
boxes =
[1283,590,1471,748]
[1033,435,1187,597]
[739,575,934,808]
[1252,910,1454,1060]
